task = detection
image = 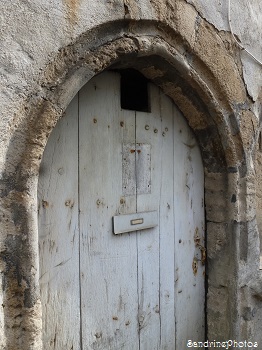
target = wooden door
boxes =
[38,71,205,350]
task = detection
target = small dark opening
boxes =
[120,69,150,112]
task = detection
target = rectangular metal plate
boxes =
[113,211,158,234]
[122,143,151,196]
[136,143,151,195]
[122,143,136,196]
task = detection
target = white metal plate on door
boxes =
[136,143,151,195]
[122,143,151,195]
[113,210,158,234]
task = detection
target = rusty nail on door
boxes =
[42,200,48,208]
[154,128,158,133]
[192,257,198,275]
[138,314,144,328]
[145,125,149,130]
[154,305,160,313]
[200,247,206,265]
[194,227,200,245]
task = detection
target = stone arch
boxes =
[1,19,251,348]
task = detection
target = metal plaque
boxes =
[122,143,151,196]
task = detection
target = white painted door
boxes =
[38,71,205,350]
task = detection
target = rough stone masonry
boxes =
[0,0,262,349]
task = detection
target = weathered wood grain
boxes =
[79,72,139,350]
[173,108,205,348]
[38,95,80,349]
[38,71,205,350]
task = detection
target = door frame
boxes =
[38,71,206,348]
[1,20,253,349]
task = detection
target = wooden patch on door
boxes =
[122,143,151,195]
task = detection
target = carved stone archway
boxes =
[1,20,255,349]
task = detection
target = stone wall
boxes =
[0,0,261,348]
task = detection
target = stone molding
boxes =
[0,18,260,349]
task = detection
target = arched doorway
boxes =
[38,71,205,349]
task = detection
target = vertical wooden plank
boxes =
[79,72,139,350]
[135,84,162,349]
[158,90,176,349]
[173,109,205,348]
[38,96,80,349]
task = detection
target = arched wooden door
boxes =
[38,71,205,349]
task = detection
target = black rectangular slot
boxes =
[120,69,150,112]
